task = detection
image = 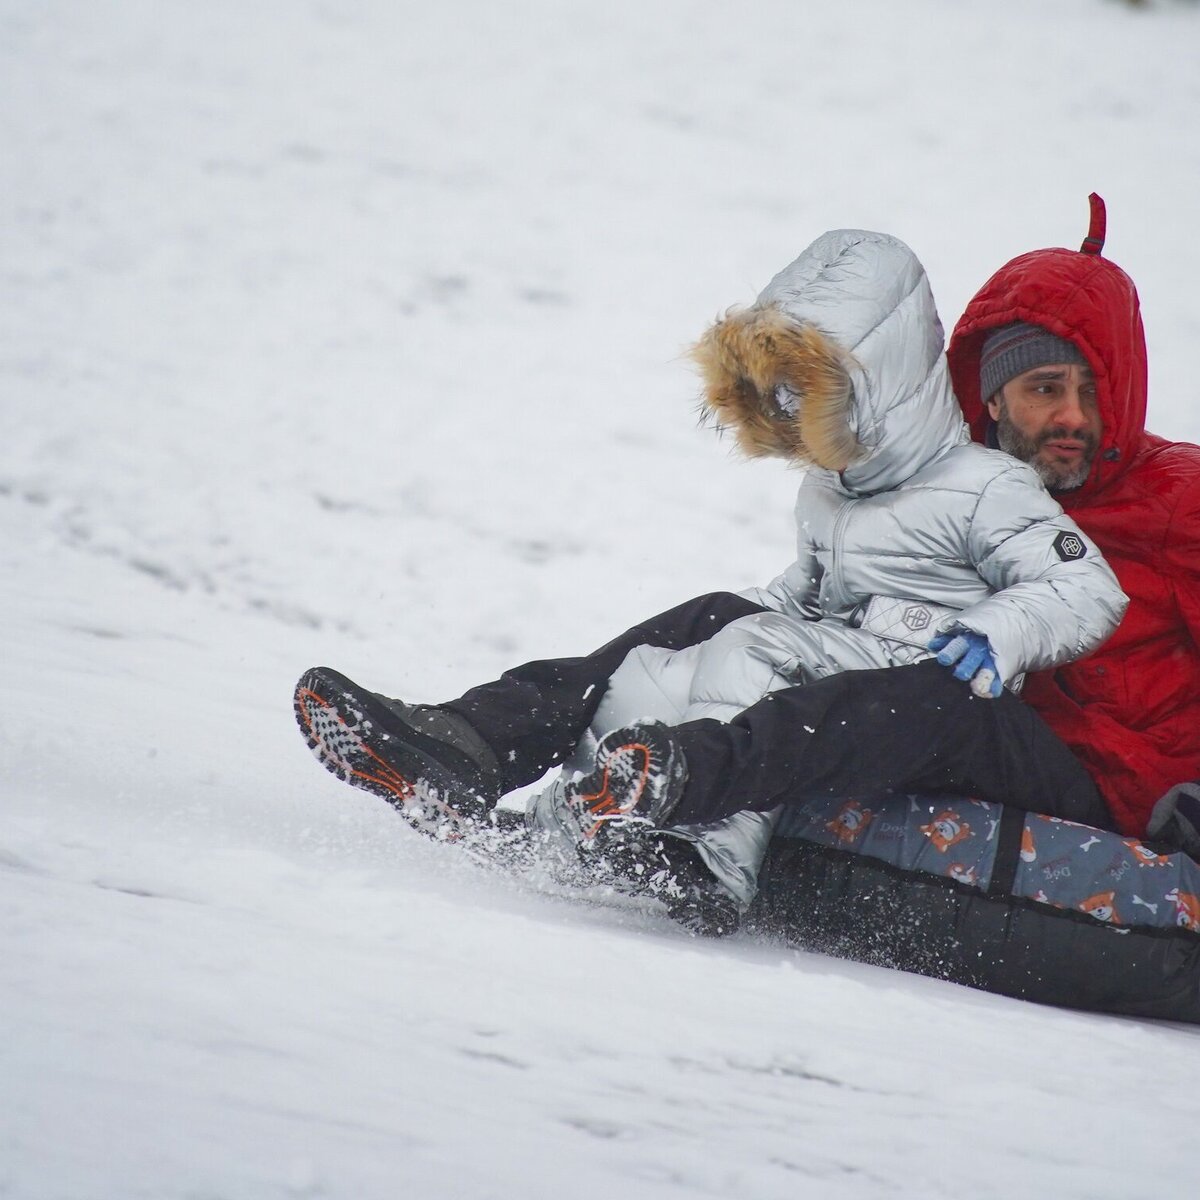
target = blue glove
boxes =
[927,631,1003,699]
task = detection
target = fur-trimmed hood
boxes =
[692,229,968,496]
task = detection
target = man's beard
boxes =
[994,407,1098,492]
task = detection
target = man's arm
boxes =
[1164,473,1200,656]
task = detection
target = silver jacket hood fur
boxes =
[693,228,968,496]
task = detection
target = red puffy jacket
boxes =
[947,223,1200,835]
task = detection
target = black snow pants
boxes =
[443,592,1113,831]
[671,658,1113,830]
[444,591,766,792]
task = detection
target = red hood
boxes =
[947,245,1149,503]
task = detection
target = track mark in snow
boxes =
[128,557,189,590]
[768,1155,899,1190]
[729,1058,854,1089]
[561,1116,635,1141]
[459,1047,529,1070]
[70,624,126,640]
[0,848,43,874]
[672,1053,880,1094]
[221,1097,426,1146]
[518,287,570,307]
[314,492,383,516]
[91,878,200,904]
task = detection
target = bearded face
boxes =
[993,399,1100,491]
[985,363,1103,493]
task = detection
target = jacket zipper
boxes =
[828,499,857,612]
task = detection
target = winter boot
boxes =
[527,722,687,852]
[294,666,506,839]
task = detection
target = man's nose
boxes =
[1054,387,1091,430]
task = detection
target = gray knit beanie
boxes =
[979,322,1087,400]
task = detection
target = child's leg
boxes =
[443,591,764,792]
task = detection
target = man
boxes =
[295,221,1131,919]
[947,194,1200,844]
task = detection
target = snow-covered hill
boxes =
[4,2,1200,1196]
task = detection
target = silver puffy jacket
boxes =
[557,230,1129,906]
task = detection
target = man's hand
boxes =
[928,631,1002,699]
[1146,782,1200,858]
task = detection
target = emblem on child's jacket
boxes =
[860,596,959,648]
[1053,531,1087,561]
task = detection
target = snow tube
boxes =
[745,794,1200,1024]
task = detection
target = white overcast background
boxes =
[3,2,1200,1197]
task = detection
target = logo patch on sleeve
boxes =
[1053,531,1087,562]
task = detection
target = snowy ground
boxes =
[4,1,1200,1196]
